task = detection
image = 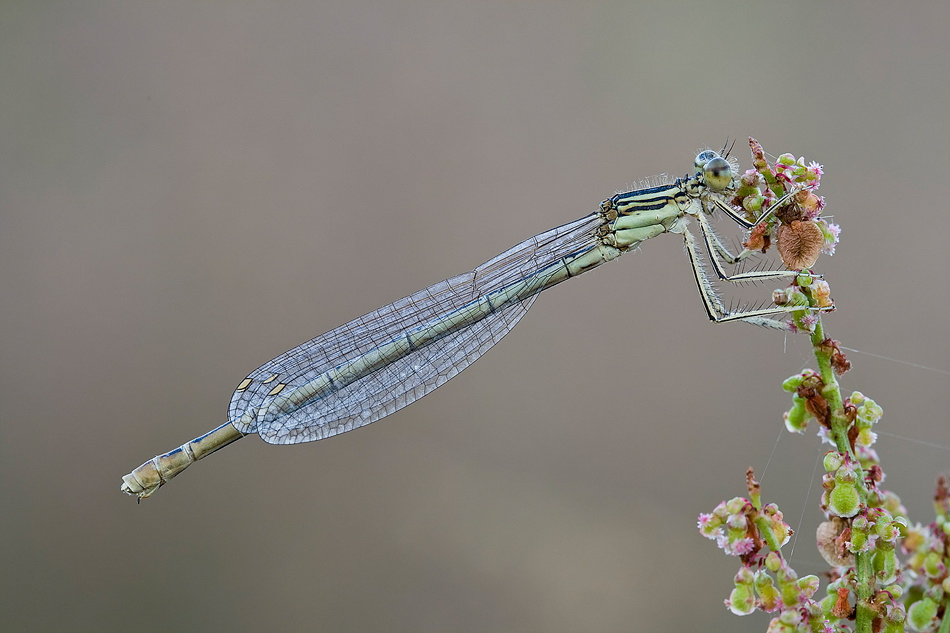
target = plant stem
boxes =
[804,305,874,633]
[807,318,851,457]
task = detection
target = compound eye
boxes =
[703,156,732,191]
[694,150,718,174]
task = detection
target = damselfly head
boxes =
[694,150,719,174]
[694,150,733,192]
[702,156,733,192]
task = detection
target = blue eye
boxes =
[694,150,719,175]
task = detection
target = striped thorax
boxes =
[600,150,737,251]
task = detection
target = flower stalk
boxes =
[698,139,945,633]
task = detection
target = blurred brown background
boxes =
[2,2,949,631]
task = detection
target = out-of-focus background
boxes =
[2,2,948,631]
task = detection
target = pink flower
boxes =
[730,537,756,556]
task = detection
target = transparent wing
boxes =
[228,211,606,444]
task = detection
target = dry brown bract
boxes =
[777,219,824,270]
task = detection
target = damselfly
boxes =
[121,148,812,498]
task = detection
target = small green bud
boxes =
[874,516,899,541]
[835,466,856,485]
[777,153,796,168]
[881,603,907,633]
[725,497,747,514]
[735,565,754,585]
[850,527,868,552]
[765,550,782,572]
[908,596,938,631]
[856,427,878,448]
[829,483,862,517]
[923,551,944,578]
[784,288,809,306]
[739,171,760,188]
[822,472,835,491]
[743,195,765,214]
[855,396,884,426]
[754,571,780,611]
[823,451,844,472]
[875,548,899,584]
[797,575,820,598]
[773,608,803,632]
[782,374,805,392]
[784,396,809,433]
[805,600,824,620]
[774,566,802,608]
[728,583,756,616]
[819,593,837,619]
[727,513,747,531]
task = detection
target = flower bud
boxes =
[783,288,809,306]
[823,452,844,472]
[740,169,760,188]
[810,279,833,308]
[776,153,796,168]
[835,465,857,485]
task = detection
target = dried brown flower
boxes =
[777,219,824,269]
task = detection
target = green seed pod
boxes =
[923,551,943,578]
[823,452,844,473]
[725,497,747,514]
[875,548,899,585]
[753,571,780,611]
[785,396,809,432]
[819,593,838,620]
[777,153,796,168]
[835,466,857,485]
[850,526,868,553]
[907,596,938,631]
[829,483,862,517]
[797,575,820,598]
[742,194,765,214]
[782,374,806,392]
[728,584,756,616]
